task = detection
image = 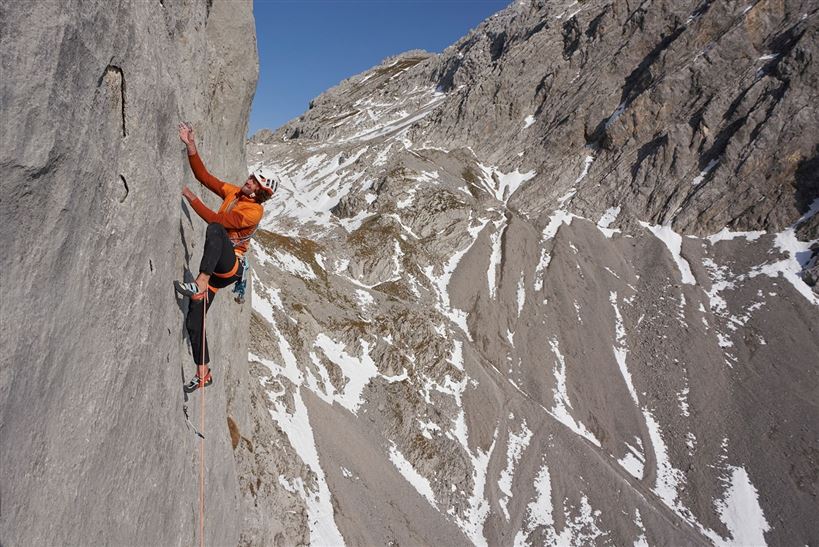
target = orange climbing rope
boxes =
[199,291,208,547]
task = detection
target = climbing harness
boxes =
[230,228,256,250]
[212,256,240,279]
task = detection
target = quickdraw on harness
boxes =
[229,230,256,304]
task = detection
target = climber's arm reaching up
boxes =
[178,121,233,199]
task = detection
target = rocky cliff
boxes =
[246,0,818,545]
[0,1,257,545]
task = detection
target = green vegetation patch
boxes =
[423,189,468,215]
[372,56,428,80]
[347,216,402,259]
[319,109,359,124]
[256,229,326,280]
[373,279,414,301]
[461,168,484,199]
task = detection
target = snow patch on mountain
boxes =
[423,216,490,339]
[478,164,537,204]
[596,206,621,238]
[312,335,378,414]
[388,442,437,507]
[250,354,343,546]
[534,210,576,291]
[548,338,601,447]
[498,419,533,520]
[488,219,508,299]
[610,291,639,404]
[640,222,696,285]
[712,466,770,546]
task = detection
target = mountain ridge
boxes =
[241,0,818,544]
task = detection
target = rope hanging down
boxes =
[199,292,208,547]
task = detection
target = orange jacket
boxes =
[187,152,262,256]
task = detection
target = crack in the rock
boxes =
[99,64,127,137]
[118,175,129,203]
[562,17,581,60]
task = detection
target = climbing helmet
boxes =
[251,167,278,195]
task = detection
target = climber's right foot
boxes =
[174,280,207,300]
[183,369,213,393]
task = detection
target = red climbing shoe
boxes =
[183,369,213,393]
[174,280,207,301]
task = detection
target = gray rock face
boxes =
[0,1,257,545]
[245,0,818,545]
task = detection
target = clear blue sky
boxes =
[249,0,511,135]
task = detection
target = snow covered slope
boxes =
[241,1,819,545]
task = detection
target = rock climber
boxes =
[174,121,277,393]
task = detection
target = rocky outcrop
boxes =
[0,1,257,545]
[247,0,818,545]
[276,0,819,239]
[249,128,276,144]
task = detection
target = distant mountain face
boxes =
[238,0,819,545]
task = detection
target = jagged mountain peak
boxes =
[258,0,817,237]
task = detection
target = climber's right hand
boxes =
[178,121,195,146]
[181,185,196,203]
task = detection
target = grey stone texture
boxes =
[246,0,819,545]
[1,1,258,545]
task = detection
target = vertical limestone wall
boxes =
[0,1,258,545]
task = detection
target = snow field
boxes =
[477,163,537,204]
[711,466,770,546]
[639,222,696,285]
[548,338,601,447]
[388,442,437,507]
[498,419,534,520]
[250,349,344,546]
[617,441,645,481]
[422,215,490,340]
[609,291,639,404]
[245,120,815,546]
[514,457,605,546]
[487,219,508,299]
[534,210,575,291]
[523,115,536,129]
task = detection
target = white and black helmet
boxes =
[251,167,278,195]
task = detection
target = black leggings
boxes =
[187,223,244,366]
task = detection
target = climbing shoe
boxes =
[183,369,213,393]
[174,280,206,300]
